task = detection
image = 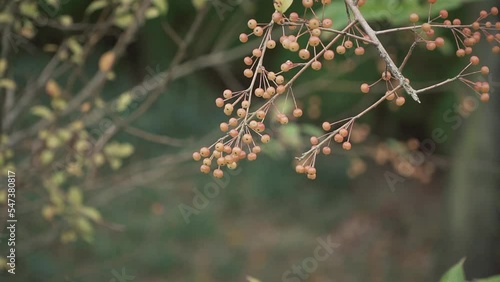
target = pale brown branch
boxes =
[345,0,420,103]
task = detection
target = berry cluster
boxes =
[195,0,499,180]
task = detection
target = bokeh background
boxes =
[0,0,499,281]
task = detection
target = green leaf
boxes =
[109,158,122,170]
[192,0,207,10]
[145,7,160,19]
[19,2,39,18]
[152,0,168,15]
[40,150,55,165]
[75,217,94,237]
[67,186,83,206]
[31,105,54,120]
[80,207,102,223]
[0,79,16,90]
[114,14,134,29]
[115,92,133,112]
[324,0,484,29]
[67,37,83,56]
[246,276,261,282]
[440,258,466,282]
[0,13,14,24]
[476,275,500,282]
[85,0,109,15]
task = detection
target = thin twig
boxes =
[345,0,420,103]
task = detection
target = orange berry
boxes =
[322,18,333,28]
[229,129,238,138]
[239,33,248,43]
[439,10,448,19]
[322,122,331,131]
[422,23,431,32]
[252,146,261,154]
[244,56,253,65]
[253,27,263,36]
[342,142,352,151]
[481,66,490,75]
[220,122,229,132]
[247,19,257,29]
[261,134,271,143]
[409,13,419,23]
[307,167,317,175]
[426,42,436,51]
[480,93,490,102]
[242,134,253,144]
[244,69,254,78]
[272,12,283,23]
[334,134,343,143]
[470,56,480,65]
[299,49,311,60]
[229,118,238,127]
[307,173,317,180]
[200,147,210,157]
[309,36,320,47]
[382,71,392,81]
[193,152,201,161]
[213,169,224,179]
[247,153,257,161]
[435,37,445,47]
[456,49,466,57]
[324,50,335,60]
[215,142,224,152]
[203,158,212,166]
[311,61,322,70]
[267,40,276,49]
[302,0,314,8]
[200,165,211,174]
[215,98,224,108]
[308,19,320,29]
[360,83,370,93]
[322,147,331,155]
[339,128,348,137]
[293,108,303,117]
[296,165,305,174]
[396,96,406,106]
[354,47,365,56]
[252,49,262,58]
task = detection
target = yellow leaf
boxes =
[192,0,207,10]
[67,186,83,206]
[31,105,54,120]
[80,207,102,223]
[99,51,116,72]
[246,276,261,282]
[0,79,16,90]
